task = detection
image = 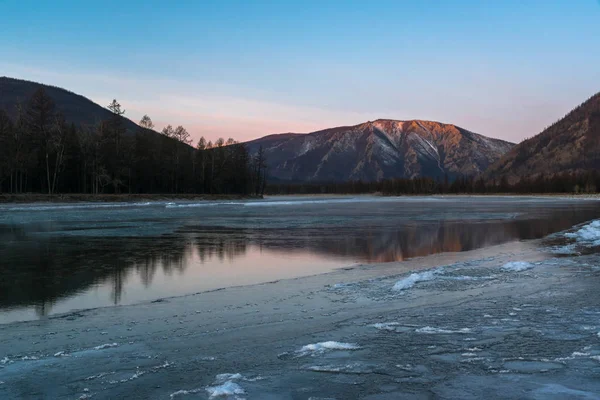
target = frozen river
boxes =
[2,196,600,399]
[1,195,600,323]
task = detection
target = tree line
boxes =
[267,171,600,195]
[0,88,268,196]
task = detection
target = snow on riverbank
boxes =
[501,261,534,272]
[565,220,600,247]
[392,270,439,291]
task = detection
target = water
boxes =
[1,195,599,323]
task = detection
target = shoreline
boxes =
[0,193,261,204]
[0,240,536,327]
[1,192,600,204]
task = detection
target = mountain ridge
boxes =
[484,92,600,183]
[246,119,514,182]
[1,76,516,183]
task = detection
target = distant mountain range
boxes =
[3,76,598,185]
[246,120,514,182]
[485,92,600,183]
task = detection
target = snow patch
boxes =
[440,275,495,281]
[93,343,118,350]
[549,244,578,255]
[501,261,534,272]
[215,373,243,384]
[205,381,245,399]
[392,270,437,291]
[298,341,360,355]
[371,322,399,331]
[85,372,114,381]
[565,220,600,246]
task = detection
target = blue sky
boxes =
[1,0,599,143]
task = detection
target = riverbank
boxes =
[0,193,260,204]
[3,192,600,204]
[1,234,600,399]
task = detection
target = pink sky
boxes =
[1,62,595,146]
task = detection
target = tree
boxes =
[26,88,56,194]
[252,145,268,196]
[1,90,264,196]
[107,99,126,153]
[102,99,127,193]
[139,114,154,130]
[173,125,191,145]
[161,125,175,138]
[0,109,13,191]
[48,114,68,194]
[195,137,208,192]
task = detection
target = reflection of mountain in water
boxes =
[1,206,599,317]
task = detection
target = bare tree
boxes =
[161,125,175,138]
[49,114,68,194]
[26,88,56,194]
[253,145,268,196]
[173,125,191,144]
[139,114,154,130]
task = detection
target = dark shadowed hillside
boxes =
[246,120,514,182]
[485,92,600,183]
[0,76,141,134]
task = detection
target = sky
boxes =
[1,0,599,144]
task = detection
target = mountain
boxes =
[246,120,514,182]
[485,92,600,183]
[0,76,141,134]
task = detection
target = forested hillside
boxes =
[485,92,600,184]
[0,78,267,196]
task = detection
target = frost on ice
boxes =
[416,326,472,334]
[392,270,437,291]
[169,388,203,398]
[304,362,376,374]
[501,261,534,272]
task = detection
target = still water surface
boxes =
[1,195,599,323]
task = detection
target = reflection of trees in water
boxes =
[0,234,191,316]
[194,229,249,264]
[0,228,254,316]
[1,206,600,317]
[268,208,600,262]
